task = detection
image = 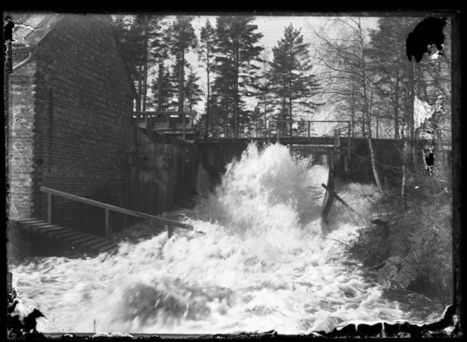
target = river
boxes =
[10,143,443,335]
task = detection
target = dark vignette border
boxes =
[4,7,464,340]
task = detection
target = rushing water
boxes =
[11,143,429,334]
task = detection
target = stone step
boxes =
[15,219,119,255]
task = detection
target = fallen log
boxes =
[321,183,365,221]
[321,183,353,210]
[321,183,390,231]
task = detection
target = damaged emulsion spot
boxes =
[406,17,447,63]
[407,16,449,179]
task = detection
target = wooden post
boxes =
[334,129,339,171]
[182,113,186,140]
[105,209,112,237]
[347,123,351,162]
[167,225,173,239]
[308,122,311,137]
[47,193,53,223]
[321,150,335,223]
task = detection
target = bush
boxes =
[347,174,452,308]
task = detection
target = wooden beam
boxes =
[105,209,112,237]
[321,164,336,222]
[47,193,53,223]
[321,183,361,216]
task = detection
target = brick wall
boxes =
[8,61,39,219]
[8,14,134,235]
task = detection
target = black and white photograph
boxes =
[5,11,461,338]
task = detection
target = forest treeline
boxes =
[112,15,451,145]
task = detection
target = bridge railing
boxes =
[268,120,351,139]
[41,186,192,238]
[132,111,196,141]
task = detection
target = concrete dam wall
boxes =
[128,128,198,217]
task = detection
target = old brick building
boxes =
[7,14,136,232]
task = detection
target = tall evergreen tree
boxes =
[135,15,169,112]
[164,16,198,113]
[150,65,176,111]
[112,15,145,81]
[267,24,321,136]
[113,15,168,113]
[213,16,263,138]
[183,65,203,112]
[197,19,217,137]
[255,47,276,136]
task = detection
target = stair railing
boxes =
[40,186,192,238]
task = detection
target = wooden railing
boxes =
[272,119,350,137]
[41,186,192,238]
[133,111,195,141]
[271,120,351,161]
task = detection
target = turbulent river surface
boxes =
[11,143,443,335]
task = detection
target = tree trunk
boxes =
[179,50,186,139]
[234,45,239,138]
[401,139,408,210]
[408,59,415,139]
[368,137,384,195]
[289,72,293,137]
[135,64,142,141]
[376,110,379,139]
[394,77,400,139]
[205,69,210,138]
[137,65,143,114]
[142,27,149,111]
[179,53,185,112]
[157,63,163,111]
[142,62,149,128]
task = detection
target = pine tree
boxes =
[213,16,263,138]
[197,19,217,138]
[113,15,168,114]
[135,15,169,112]
[164,16,198,113]
[150,65,176,111]
[112,15,145,81]
[267,24,321,136]
[253,48,275,137]
[184,65,203,112]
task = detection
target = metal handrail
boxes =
[40,186,192,237]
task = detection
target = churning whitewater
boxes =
[11,143,411,334]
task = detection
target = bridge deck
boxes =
[194,136,425,146]
[14,219,119,254]
[195,136,339,145]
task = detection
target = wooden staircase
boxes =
[14,218,119,254]
[11,186,193,257]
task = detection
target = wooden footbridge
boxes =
[194,119,428,229]
[196,120,354,227]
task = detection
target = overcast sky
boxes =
[191,15,378,51]
[183,15,379,113]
